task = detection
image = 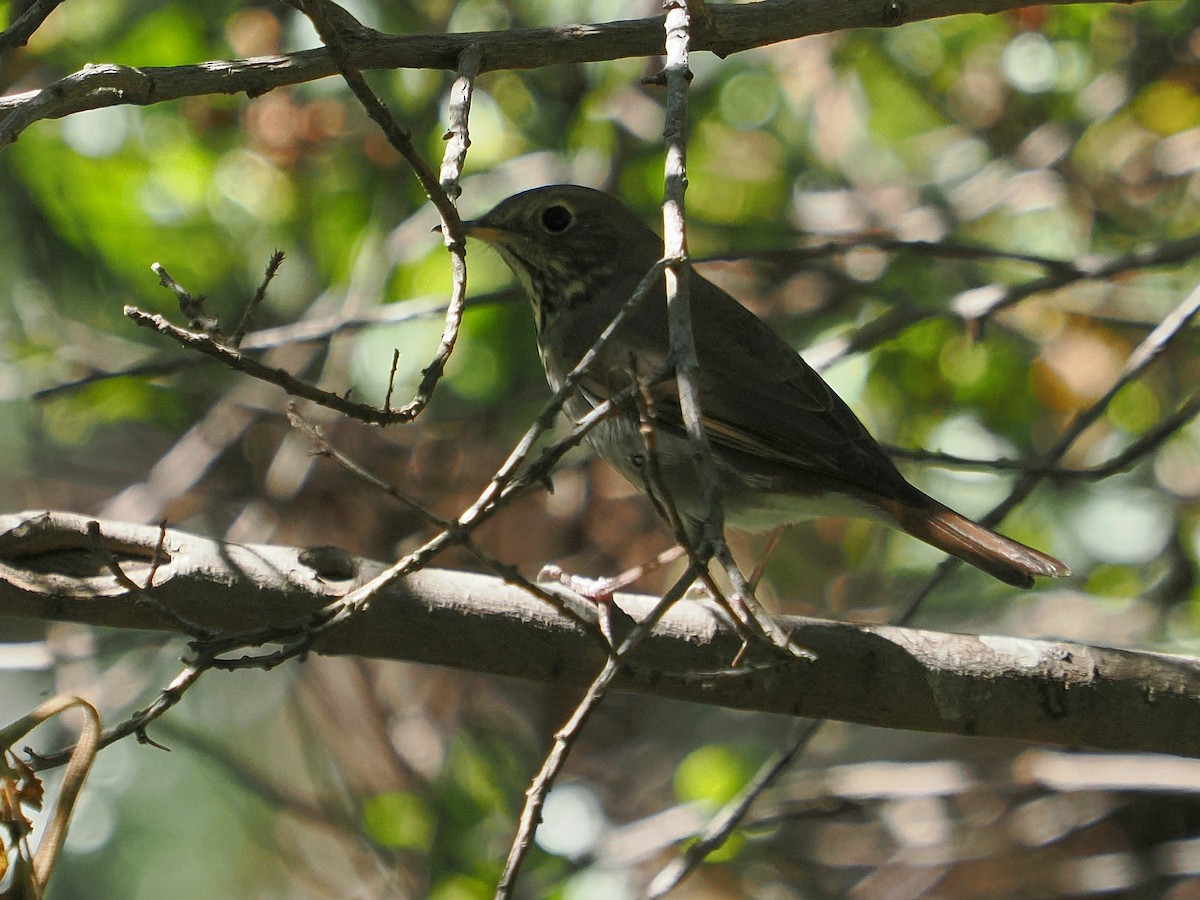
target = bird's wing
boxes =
[670,273,912,497]
[564,267,912,499]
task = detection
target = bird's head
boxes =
[465,185,662,322]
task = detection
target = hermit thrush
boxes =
[465,185,1069,588]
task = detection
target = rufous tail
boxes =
[881,498,1070,589]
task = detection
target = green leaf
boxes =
[362,791,434,850]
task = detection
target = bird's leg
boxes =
[538,360,693,603]
[748,527,784,592]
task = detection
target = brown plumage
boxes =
[467,185,1069,588]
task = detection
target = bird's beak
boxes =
[461,220,503,245]
[432,220,503,246]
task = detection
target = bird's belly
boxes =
[579,413,888,533]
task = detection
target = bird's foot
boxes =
[537,565,619,603]
[538,546,687,603]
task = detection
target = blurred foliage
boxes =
[3,0,1200,897]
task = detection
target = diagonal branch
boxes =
[0,0,65,53]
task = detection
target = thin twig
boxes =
[955,235,1200,326]
[886,390,1200,480]
[298,0,471,423]
[495,563,703,899]
[285,405,601,636]
[704,237,1080,274]
[896,279,1200,625]
[84,519,210,638]
[35,291,519,401]
[0,0,65,52]
[646,721,823,897]
[125,305,411,424]
[230,250,285,348]
[439,42,482,199]
[28,659,207,771]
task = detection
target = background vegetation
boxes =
[2,0,1200,897]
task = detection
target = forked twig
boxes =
[297,0,473,422]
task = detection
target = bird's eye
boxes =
[540,204,573,234]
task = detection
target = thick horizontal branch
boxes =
[0,511,1196,757]
[0,0,1149,148]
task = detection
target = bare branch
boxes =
[954,236,1200,326]
[124,305,408,424]
[0,0,65,53]
[29,661,206,771]
[34,290,519,401]
[0,0,1159,148]
[439,42,482,199]
[230,250,285,348]
[887,389,1200,481]
[647,721,823,898]
[297,0,470,424]
[3,512,1200,764]
[496,564,702,898]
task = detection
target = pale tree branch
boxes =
[2,511,1200,764]
[658,1,800,657]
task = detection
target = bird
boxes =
[464,185,1069,588]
